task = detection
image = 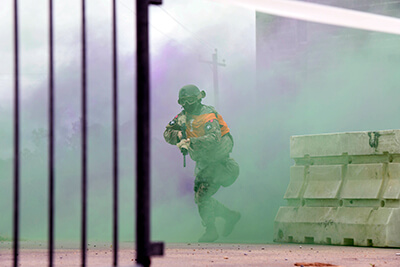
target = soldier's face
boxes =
[182,101,200,114]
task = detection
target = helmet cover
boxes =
[178,84,206,105]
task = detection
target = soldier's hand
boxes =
[178,131,183,140]
[184,138,190,146]
[177,138,190,150]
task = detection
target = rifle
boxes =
[181,123,188,167]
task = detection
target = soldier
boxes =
[163,84,240,242]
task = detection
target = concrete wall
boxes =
[255,0,400,103]
[274,130,400,247]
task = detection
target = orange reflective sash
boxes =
[186,113,230,138]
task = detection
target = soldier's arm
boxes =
[163,115,182,145]
[190,119,221,150]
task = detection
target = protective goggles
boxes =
[178,95,201,105]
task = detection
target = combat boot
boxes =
[198,224,219,243]
[222,211,241,237]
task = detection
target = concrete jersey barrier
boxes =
[274,129,400,247]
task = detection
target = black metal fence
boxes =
[11,0,163,266]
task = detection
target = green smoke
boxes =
[1,1,400,247]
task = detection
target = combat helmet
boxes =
[178,84,206,105]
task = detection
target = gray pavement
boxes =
[1,241,400,266]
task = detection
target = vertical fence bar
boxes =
[112,0,119,266]
[136,0,151,264]
[12,0,20,266]
[136,0,164,266]
[81,0,88,266]
[48,0,55,266]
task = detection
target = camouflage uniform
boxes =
[164,104,240,238]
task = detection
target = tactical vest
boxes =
[186,113,230,138]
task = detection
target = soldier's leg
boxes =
[194,179,240,239]
[210,160,241,237]
[214,157,240,187]
[213,201,241,237]
[194,160,241,241]
[194,179,220,242]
